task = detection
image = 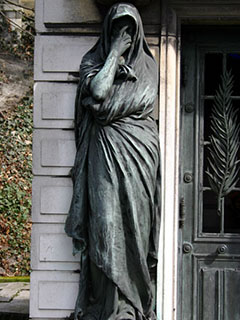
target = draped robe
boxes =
[65,4,161,320]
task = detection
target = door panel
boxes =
[180,27,240,320]
[199,267,240,319]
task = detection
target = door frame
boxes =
[157,1,240,320]
[157,3,180,320]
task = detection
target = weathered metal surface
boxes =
[206,70,240,214]
[64,4,161,320]
[179,197,186,228]
[224,269,240,319]
[199,268,240,319]
[179,27,240,320]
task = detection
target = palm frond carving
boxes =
[206,70,240,214]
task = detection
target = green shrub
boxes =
[0,95,33,276]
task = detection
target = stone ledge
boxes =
[0,282,29,315]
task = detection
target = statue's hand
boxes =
[111,26,132,57]
[82,96,101,112]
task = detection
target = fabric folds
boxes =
[65,3,161,320]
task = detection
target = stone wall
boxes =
[31,1,160,319]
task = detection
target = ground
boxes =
[0,52,33,113]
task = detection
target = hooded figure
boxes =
[65,3,161,320]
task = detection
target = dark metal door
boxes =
[179,27,240,320]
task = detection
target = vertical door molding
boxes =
[157,3,181,320]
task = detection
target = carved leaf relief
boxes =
[206,70,240,214]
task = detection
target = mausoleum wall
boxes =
[31,1,161,319]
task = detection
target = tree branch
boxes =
[0,11,34,37]
[3,0,34,12]
[2,2,34,20]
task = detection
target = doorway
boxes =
[179,27,240,320]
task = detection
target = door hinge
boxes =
[179,197,186,228]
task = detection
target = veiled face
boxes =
[111,16,135,42]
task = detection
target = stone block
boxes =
[0,288,29,314]
[17,289,30,300]
[35,0,161,34]
[34,82,77,129]
[0,283,27,302]
[31,224,80,271]
[34,35,97,81]
[33,129,75,176]
[170,1,240,20]
[43,0,101,26]
[30,271,79,318]
[34,35,159,82]
[35,0,102,33]
[32,176,73,224]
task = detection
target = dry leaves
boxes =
[0,94,33,276]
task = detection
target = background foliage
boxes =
[0,96,33,276]
[0,4,34,276]
[0,3,34,61]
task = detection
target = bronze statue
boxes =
[65,3,161,320]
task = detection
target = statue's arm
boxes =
[89,49,119,101]
[90,26,131,101]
